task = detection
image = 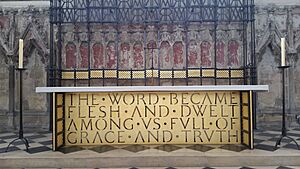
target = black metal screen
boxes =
[49,0,256,87]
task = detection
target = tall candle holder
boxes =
[274,66,300,150]
[6,68,30,152]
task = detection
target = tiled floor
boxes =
[6,166,300,169]
[0,131,52,154]
[0,129,300,168]
[1,129,300,154]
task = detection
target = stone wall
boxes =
[255,3,300,128]
[0,1,300,131]
[0,2,50,131]
[60,24,244,71]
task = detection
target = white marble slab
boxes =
[0,1,50,8]
[36,85,269,93]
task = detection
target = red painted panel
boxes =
[173,42,184,67]
[188,40,198,67]
[160,41,171,68]
[216,41,225,66]
[120,42,131,68]
[80,42,89,68]
[106,42,116,68]
[133,42,144,68]
[200,41,212,67]
[93,43,104,68]
[65,43,76,68]
[228,40,239,66]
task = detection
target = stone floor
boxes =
[0,129,300,168]
[4,167,300,169]
[1,129,300,154]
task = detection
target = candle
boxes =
[281,38,286,66]
[19,39,23,69]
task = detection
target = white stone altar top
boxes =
[36,85,269,93]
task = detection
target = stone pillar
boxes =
[8,65,16,129]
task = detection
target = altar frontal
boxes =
[62,91,241,145]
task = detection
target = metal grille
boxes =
[50,0,251,24]
[49,0,256,87]
[59,68,246,80]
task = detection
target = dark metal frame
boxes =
[6,68,30,152]
[49,0,256,86]
[240,90,254,149]
[49,0,257,129]
[53,93,65,150]
[275,66,300,150]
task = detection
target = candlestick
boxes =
[19,39,23,69]
[275,66,300,150]
[281,38,286,67]
[6,68,30,152]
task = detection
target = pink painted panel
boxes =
[120,42,131,68]
[93,43,104,68]
[65,43,76,68]
[173,42,184,67]
[216,41,225,66]
[133,42,144,68]
[147,41,158,69]
[200,41,212,67]
[106,42,116,68]
[80,42,89,68]
[160,41,171,68]
[188,40,198,67]
[228,40,239,66]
